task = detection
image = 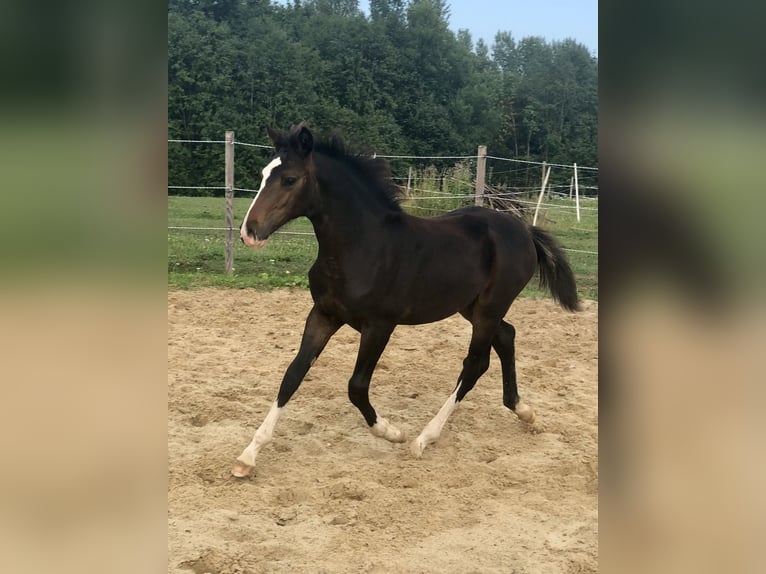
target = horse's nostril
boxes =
[246,226,255,237]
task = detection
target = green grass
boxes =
[168,196,316,289]
[168,195,598,299]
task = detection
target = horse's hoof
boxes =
[514,402,536,424]
[371,418,406,443]
[231,460,254,478]
[410,437,426,458]
[389,428,407,443]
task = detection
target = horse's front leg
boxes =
[232,306,342,477]
[348,323,406,443]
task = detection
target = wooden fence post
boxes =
[406,165,412,197]
[532,165,552,227]
[475,145,487,206]
[573,163,580,223]
[224,131,235,275]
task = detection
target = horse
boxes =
[233,123,579,477]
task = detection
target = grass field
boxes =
[168,194,598,299]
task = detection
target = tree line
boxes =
[168,0,598,194]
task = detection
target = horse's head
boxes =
[240,123,316,248]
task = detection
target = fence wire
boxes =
[169,137,598,284]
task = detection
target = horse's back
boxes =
[436,206,534,251]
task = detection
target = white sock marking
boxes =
[236,401,283,467]
[412,390,459,456]
[240,157,282,247]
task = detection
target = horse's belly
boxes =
[310,253,485,327]
[397,306,461,325]
[371,278,479,325]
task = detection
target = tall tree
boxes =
[167,0,598,194]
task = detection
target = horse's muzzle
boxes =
[241,225,268,249]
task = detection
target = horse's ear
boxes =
[295,125,313,158]
[266,127,287,150]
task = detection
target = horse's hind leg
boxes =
[411,313,496,457]
[492,320,536,425]
[232,306,342,477]
[348,323,406,443]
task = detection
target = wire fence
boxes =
[168,136,598,285]
[167,138,599,170]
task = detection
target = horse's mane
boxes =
[310,130,405,212]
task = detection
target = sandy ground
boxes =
[168,289,598,574]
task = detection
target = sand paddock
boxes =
[168,289,597,573]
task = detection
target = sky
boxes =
[444,0,598,56]
[271,1,598,57]
[351,0,598,56]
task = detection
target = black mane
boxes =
[312,131,405,212]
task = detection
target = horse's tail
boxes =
[530,226,581,312]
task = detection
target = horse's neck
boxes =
[310,157,390,254]
[309,193,380,254]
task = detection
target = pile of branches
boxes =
[477,182,527,219]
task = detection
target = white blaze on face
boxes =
[240,157,282,247]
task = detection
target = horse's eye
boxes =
[283,176,298,187]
